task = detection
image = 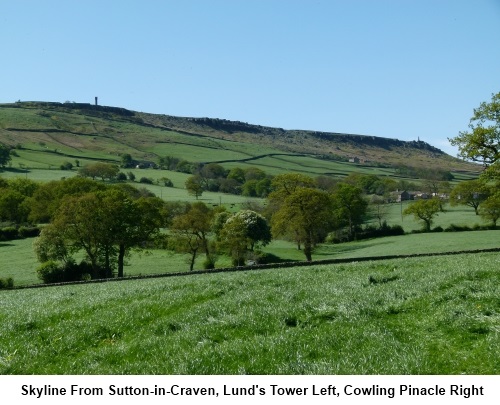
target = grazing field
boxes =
[0,252,498,374]
[1,230,498,287]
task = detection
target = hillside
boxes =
[0,101,480,175]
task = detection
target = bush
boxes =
[116,172,127,181]
[139,177,154,184]
[445,224,472,232]
[36,260,92,284]
[18,226,41,238]
[0,227,18,241]
[252,251,285,264]
[0,277,14,289]
[60,161,73,170]
[36,261,65,284]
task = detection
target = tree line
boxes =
[1,166,498,285]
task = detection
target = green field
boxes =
[2,229,498,287]
[1,252,498,374]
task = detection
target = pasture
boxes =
[1,229,498,287]
[0,252,498,374]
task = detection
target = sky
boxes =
[1,0,499,156]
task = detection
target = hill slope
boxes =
[0,101,480,174]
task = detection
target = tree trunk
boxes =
[303,234,313,262]
[117,243,126,278]
[189,248,198,271]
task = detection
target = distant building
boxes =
[395,190,412,202]
[348,157,360,163]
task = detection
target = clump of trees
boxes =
[78,162,120,181]
[34,187,165,281]
[182,164,273,199]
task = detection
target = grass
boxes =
[2,229,498,287]
[0,252,499,374]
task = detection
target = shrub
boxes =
[116,172,127,181]
[139,177,154,184]
[36,261,65,284]
[0,227,18,241]
[36,260,92,284]
[161,178,174,187]
[0,277,14,289]
[18,226,41,238]
[252,251,284,264]
[60,161,73,170]
[445,224,472,232]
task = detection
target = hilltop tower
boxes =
[95,97,98,106]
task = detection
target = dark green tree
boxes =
[271,188,334,261]
[0,144,11,167]
[185,175,204,199]
[332,183,368,240]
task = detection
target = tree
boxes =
[46,189,164,278]
[0,144,11,167]
[478,192,500,227]
[121,153,134,168]
[218,210,271,266]
[0,189,30,223]
[331,183,368,240]
[185,175,204,199]
[449,179,490,215]
[113,193,165,277]
[0,178,39,223]
[78,162,120,181]
[449,91,500,179]
[28,177,106,223]
[227,167,246,184]
[403,199,442,232]
[270,173,316,199]
[271,188,335,261]
[170,202,214,271]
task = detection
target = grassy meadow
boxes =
[1,228,498,287]
[1,252,499,374]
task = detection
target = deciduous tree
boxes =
[449,179,490,215]
[478,192,500,227]
[185,175,204,199]
[272,188,334,261]
[0,144,11,167]
[449,91,500,179]
[331,183,368,240]
[218,210,272,265]
[403,199,442,232]
[170,202,214,271]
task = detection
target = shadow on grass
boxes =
[314,240,395,256]
[0,167,29,174]
[0,242,16,248]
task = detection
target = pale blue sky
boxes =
[1,0,499,155]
